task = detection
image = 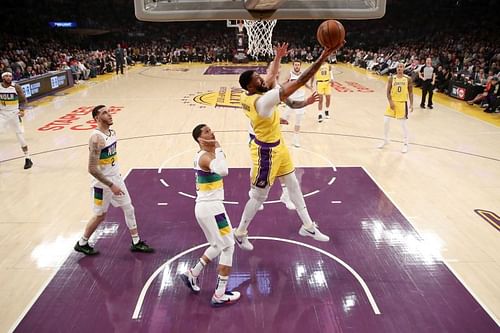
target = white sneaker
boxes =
[318,113,324,123]
[377,140,389,149]
[280,193,296,210]
[180,269,200,294]
[258,204,264,211]
[211,291,241,307]
[293,136,300,148]
[325,110,330,119]
[234,231,254,251]
[299,222,330,242]
[401,144,408,153]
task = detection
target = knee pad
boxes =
[204,244,221,261]
[122,204,137,229]
[219,244,234,267]
[249,186,269,203]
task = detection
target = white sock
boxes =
[215,275,229,297]
[79,237,88,246]
[132,234,140,245]
[400,119,409,145]
[383,116,390,142]
[191,258,207,277]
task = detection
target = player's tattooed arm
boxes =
[88,134,113,187]
[15,84,27,116]
[285,91,320,108]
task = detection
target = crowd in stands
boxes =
[0,0,498,110]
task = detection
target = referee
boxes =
[419,57,436,109]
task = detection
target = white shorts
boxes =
[0,110,24,134]
[91,175,131,215]
[195,201,234,249]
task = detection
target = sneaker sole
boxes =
[210,299,238,307]
[298,230,330,242]
[74,246,99,256]
[180,274,200,294]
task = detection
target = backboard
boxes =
[134,0,386,22]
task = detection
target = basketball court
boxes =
[1,0,500,332]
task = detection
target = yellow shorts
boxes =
[316,81,331,95]
[385,101,408,119]
[250,138,294,188]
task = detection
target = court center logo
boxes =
[186,87,243,109]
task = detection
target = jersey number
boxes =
[111,157,115,166]
[397,86,402,93]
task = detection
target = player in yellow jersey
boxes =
[74,105,154,255]
[235,43,339,250]
[180,124,240,307]
[311,62,334,122]
[377,63,414,153]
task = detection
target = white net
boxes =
[243,20,277,57]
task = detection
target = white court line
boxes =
[331,201,342,204]
[160,179,169,187]
[131,236,381,320]
[8,170,139,332]
[157,144,338,204]
[361,166,500,326]
[178,191,196,199]
[303,190,320,198]
[222,200,239,205]
[157,203,168,206]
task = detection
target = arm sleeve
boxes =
[209,148,228,177]
[255,88,281,118]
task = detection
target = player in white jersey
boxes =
[74,105,153,255]
[0,71,33,169]
[282,60,312,147]
[180,124,240,307]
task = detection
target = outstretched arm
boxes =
[279,47,338,101]
[285,92,320,109]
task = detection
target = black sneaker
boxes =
[325,110,330,119]
[318,114,323,123]
[420,104,426,109]
[131,240,154,253]
[74,241,99,255]
[24,158,33,169]
[428,105,433,109]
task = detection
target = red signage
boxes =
[38,106,124,131]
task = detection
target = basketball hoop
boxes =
[243,19,277,57]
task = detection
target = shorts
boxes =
[316,81,331,95]
[250,138,294,188]
[91,175,131,215]
[195,201,234,249]
[0,110,24,134]
[385,101,408,119]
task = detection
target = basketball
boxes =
[316,20,345,50]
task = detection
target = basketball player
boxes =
[74,105,154,255]
[0,71,33,169]
[311,62,334,122]
[235,43,336,251]
[377,63,414,153]
[180,124,240,307]
[282,60,313,147]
